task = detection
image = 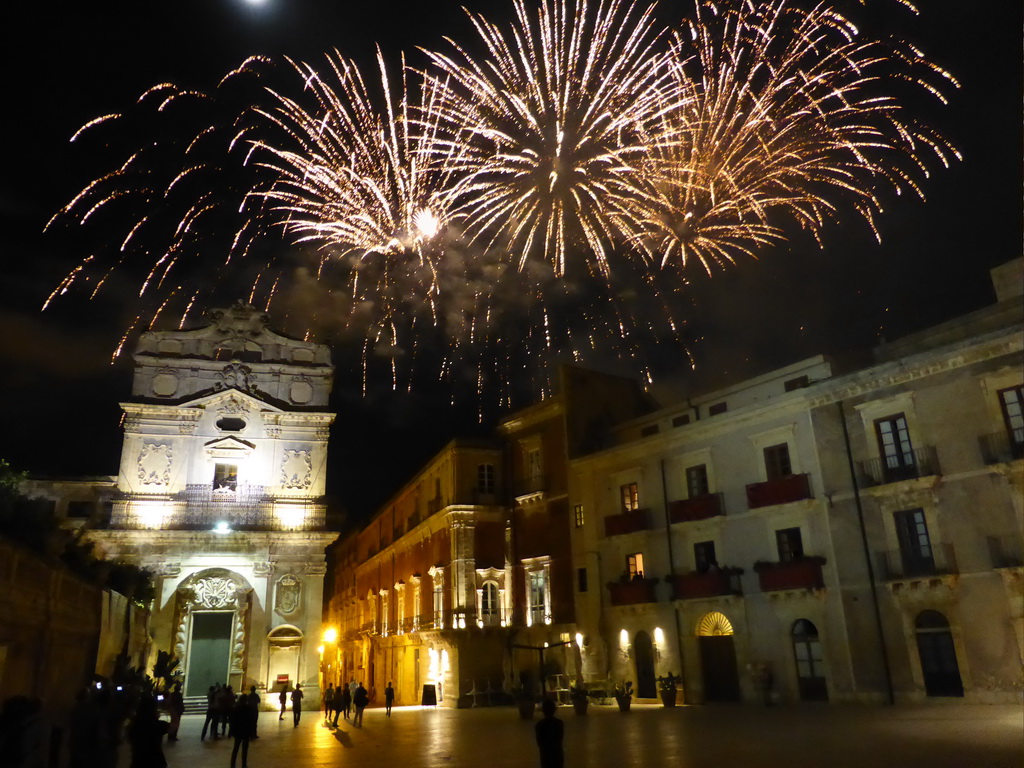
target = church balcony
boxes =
[110,485,326,531]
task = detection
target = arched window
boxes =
[480,581,499,625]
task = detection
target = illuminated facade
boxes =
[569,258,1024,704]
[89,303,338,705]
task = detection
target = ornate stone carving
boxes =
[275,574,301,615]
[253,561,273,577]
[305,562,327,576]
[316,428,331,441]
[289,376,314,405]
[265,427,281,439]
[281,450,313,489]
[194,576,241,609]
[178,423,198,435]
[155,562,182,577]
[217,395,251,415]
[216,364,256,394]
[138,444,172,486]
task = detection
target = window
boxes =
[577,567,588,593]
[672,413,691,427]
[527,448,543,480]
[620,482,639,512]
[396,588,405,634]
[686,464,710,498]
[477,463,496,494]
[709,402,728,416]
[412,583,421,631]
[528,570,548,626]
[213,463,238,491]
[627,553,645,579]
[381,592,389,637]
[215,417,246,432]
[573,504,585,528]
[481,581,499,623]
[998,385,1024,448]
[432,576,444,629]
[894,508,935,576]
[776,527,804,562]
[694,541,717,573]
[875,414,915,479]
[640,425,659,437]
[763,444,792,480]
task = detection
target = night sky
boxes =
[1,0,1020,522]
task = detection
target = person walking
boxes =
[202,686,220,741]
[229,694,256,768]
[535,699,564,768]
[247,686,260,739]
[219,686,234,737]
[128,696,168,768]
[323,683,334,724]
[384,682,394,717]
[166,684,184,742]
[352,683,368,727]
[338,684,351,724]
[291,684,304,727]
[278,686,288,720]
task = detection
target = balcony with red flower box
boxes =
[745,473,812,509]
[607,576,660,606]
[754,556,826,592]
[668,493,725,524]
[604,508,653,537]
[668,568,743,600]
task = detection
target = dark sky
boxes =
[0,0,1020,522]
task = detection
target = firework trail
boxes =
[624,0,960,274]
[46,0,957,412]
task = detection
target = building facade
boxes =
[89,303,338,705]
[568,259,1023,704]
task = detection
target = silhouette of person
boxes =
[229,695,256,768]
[128,696,168,768]
[0,695,50,768]
[69,688,101,768]
[535,699,564,768]
[247,686,260,739]
[278,686,288,720]
[384,682,395,717]
[291,684,304,727]
[202,686,219,741]
[337,685,351,724]
[324,683,334,723]
[353,683,369,726]
[166,684,184,741]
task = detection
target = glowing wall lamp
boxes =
[213,521,231,535]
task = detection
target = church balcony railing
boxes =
[109,485,326,530]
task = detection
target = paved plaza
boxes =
[123,701,1023,768]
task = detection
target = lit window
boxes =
[627,553,645,579]
[433,576,444,629]
[480,581,499,626]
[213,463,238,492]
[573,504,585,527]
[527,448,543,480]
[528,571,547,626]
[620,483,639,512]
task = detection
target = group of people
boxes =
[320,680,373,727]
[200,684,261,768]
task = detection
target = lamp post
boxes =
[320,627,339,703]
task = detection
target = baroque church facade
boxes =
[89,304,338,703]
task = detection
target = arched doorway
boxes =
[697,612,740,702]
[792,619,828,701]
[175,568,253,697]
[915,610,963,697]
[633,631,657,698]
[267,625,303,702]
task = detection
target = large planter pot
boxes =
[615,697,631,713]
[572,698,589,715]
[660,689,677,708]
[517,698,536,720]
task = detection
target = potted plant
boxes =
[613,681,633,712]
[569,685,589,715]
[657,673,681,707]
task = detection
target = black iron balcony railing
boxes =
[979,431,1024,465]
[857,447,940,487]
[875,543,957,580]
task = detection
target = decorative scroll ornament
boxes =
[138,443,172,485]
[275,574,301,615]
[281,450,313,489]
[217,395,251,415]
[194,577,239,609]
[216,364,255,394]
